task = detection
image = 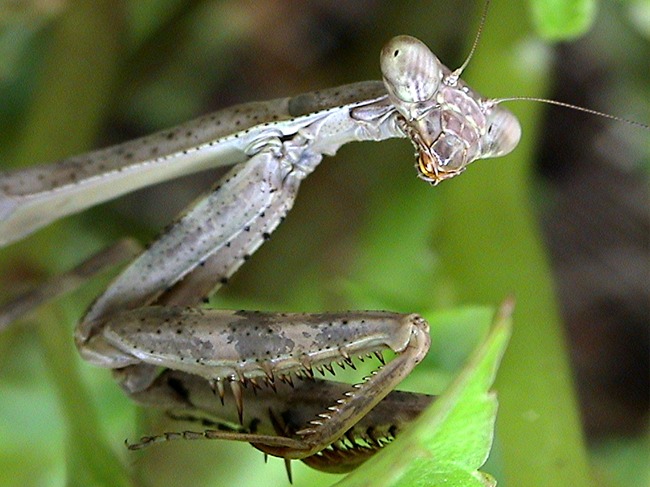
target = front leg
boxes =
[75,130,323,389]
[127,369,435,473]
[103,306,430,461]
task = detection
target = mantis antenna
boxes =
[460,0,649,131]
[489,97,649,130]
[448,0,492,82]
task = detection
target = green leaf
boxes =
[336,301,513,487]
[439,1,594,484]
[529,0,598,39]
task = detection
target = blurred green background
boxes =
[0,1,647,486]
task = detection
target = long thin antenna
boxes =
[450,0,492,81]
[447,1,648,132]
[490,97,649,130]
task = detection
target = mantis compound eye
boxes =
[380,36,443,107]
[480,105,521,159]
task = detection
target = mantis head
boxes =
[380,35,521,185]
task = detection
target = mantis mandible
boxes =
[0,30,521,474]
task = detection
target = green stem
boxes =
[436,1,593,485]
[10,1,132,485]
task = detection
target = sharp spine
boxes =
[229,379,244,424]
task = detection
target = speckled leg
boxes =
[75,133,323,392]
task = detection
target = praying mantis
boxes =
[0,29,520,470]
[0,26,520,475]
[1,1,646,484]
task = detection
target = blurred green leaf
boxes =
[529,0,597,39]
[438,0,594,485]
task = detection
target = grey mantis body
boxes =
[0,35,521,472]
